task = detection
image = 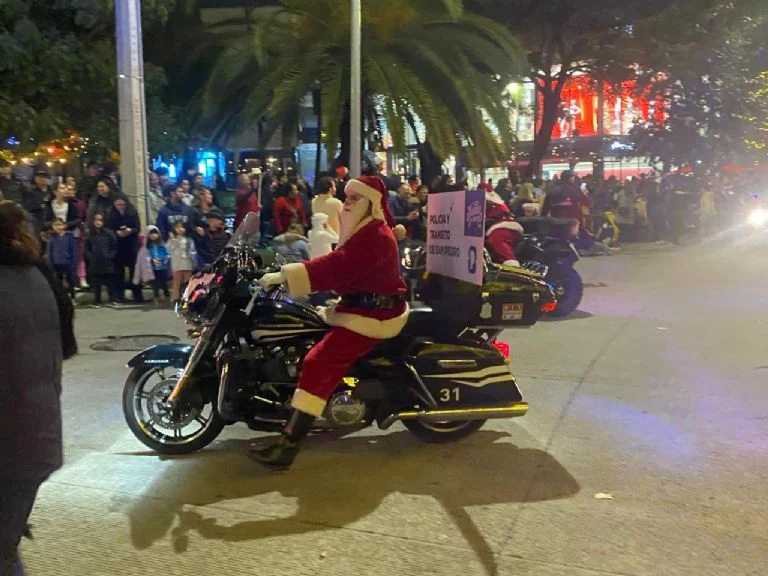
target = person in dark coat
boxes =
[0,200,75,576]
[0,159,23,205]
[107,197,142,303]
[43,181,82,232]
[87,177,119,228]
[197,208,231,265]
[85,212,118,305]
[541,170,591,229]
[26,166,52,236]
[156,184,192,241]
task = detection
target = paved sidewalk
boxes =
[21,244,768,576]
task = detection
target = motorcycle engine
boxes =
[317,389,368,428]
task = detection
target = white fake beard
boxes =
[338,197,372,246]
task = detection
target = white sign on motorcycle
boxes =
[426,188,486,286]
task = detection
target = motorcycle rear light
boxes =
[493,340,510,362]
[541,302,557,313]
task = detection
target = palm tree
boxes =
[200,0,526,177]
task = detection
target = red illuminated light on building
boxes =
[538,74,666,139]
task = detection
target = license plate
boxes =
[502,303,523,320]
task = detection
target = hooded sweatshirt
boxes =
[308,212,339,259]
[156,200,191,241]
[134,225,169,284]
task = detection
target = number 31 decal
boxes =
[439,387,460,402]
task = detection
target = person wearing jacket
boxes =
[85,212,118,305]
[197,208,231,266]
[26,167,52,237]
[234,173,261,231]
[308,212,339,259]
[541,170,591,230]
[45,219,77,298]
[273,183,307,234]
[0,159,23,205]
[86,177,123,228]
[133,225,170,306]
[108,197,142,303]
[253,175,408,469]
[44,181,82,232]
[156,184,192,241]
[272,224,311,263]
[0,201,75,576]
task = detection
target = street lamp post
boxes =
[116,0,150,229]
[349,0,362,177]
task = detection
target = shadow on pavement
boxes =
[541,309,594,321]
[119,429,579,575]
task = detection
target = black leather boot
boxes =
[249,409,315,470]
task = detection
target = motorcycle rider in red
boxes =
[541,170,591,231]
[254,175,408,469]
[485,186,524,267]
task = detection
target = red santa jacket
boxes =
[281,218,409,339]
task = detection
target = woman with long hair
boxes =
[0,201,76,575]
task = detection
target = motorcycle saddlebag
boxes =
[418,267,554,328]
[408,340,523,408]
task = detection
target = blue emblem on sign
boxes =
[464,188,485,238]
[468,246,477,274]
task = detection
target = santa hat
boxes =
[344,175,407,241]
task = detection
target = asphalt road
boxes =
[22,241,768,576]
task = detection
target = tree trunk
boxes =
[404,110,443,187]
[418,142,443,188]
[526,80,564,179]
[334,100,351,169]
[313,88,322,192]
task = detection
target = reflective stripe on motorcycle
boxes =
[423,365,510,380]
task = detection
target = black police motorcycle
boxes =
[122,213,556,454]
[402,216,581,318]
[514,217,583,318]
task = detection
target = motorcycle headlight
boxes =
[748,208,768,228]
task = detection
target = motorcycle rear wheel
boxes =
[402,419,485,443]
[123,366,226,455]
[546,267,583,318]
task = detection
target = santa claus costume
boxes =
[251,175,408,469]
[485,189,524,267]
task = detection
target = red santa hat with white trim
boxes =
[343,175,407,241]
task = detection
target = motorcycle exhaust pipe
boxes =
[378,402,528,430]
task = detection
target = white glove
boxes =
[259,272,284,290]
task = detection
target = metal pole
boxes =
[116,0,149,230]
[349,0,362,177]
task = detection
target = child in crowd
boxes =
[308,212,339,259]
[197,208,231,265]
[67,182,89,288]
[134,225,170,306]
[272,223,310,263]
[46,218,77,298]
[84,212,118,306]
[167,220,196,303]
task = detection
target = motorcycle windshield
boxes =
[228,212,260,248]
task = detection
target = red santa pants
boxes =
[291,327,380,417]
[486,228,521,263]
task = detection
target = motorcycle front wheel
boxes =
[122,365,226,455]
[402,419,485,443]
[546,267,583,318]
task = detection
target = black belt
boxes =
[339,293,402,310]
